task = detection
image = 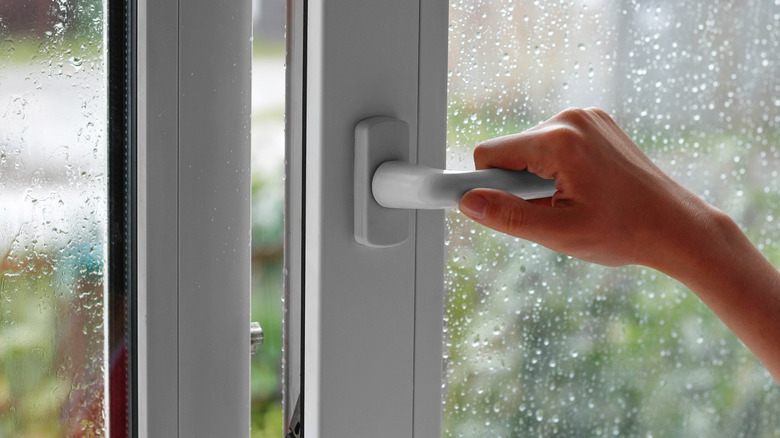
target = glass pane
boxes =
[0,2,117,436]
[444,0,780,436]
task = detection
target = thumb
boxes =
[459,189,572,241]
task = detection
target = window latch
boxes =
[354,116,556,247]
[250,321,264,355]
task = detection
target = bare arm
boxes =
[459,107,780,382]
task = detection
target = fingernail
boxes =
[460,192,489,219]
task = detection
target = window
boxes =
[284,0,780,436]
[283,0,448,435]
[4,0,255,436]
[0,2,131,435]
[5,0,778,436]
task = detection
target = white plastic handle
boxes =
[373,161,557,209]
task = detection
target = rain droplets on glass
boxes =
[1,3,109,435]
[443,1,780,437]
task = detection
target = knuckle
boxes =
[501,204,526,235]
[585,107,618,127]
[547,125,587,169]
[473,142,492,165]
[584,106,608,119]
[474,141,489,156]
[550,124,583,146]
[557,107,587,124]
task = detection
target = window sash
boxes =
[284,0,449,436]
[137,0,251,436]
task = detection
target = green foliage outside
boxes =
[0,272,80,438]
[250,44,286,437]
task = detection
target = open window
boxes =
[284,0,780,436]
[3,0,779,436]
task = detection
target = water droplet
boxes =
[69,57,84,70]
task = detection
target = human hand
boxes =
[459,107,716,268]
[459,107,780,382]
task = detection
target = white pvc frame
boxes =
[137,0,251,436]
[285,0,449,436]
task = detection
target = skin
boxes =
[459,107,780,383]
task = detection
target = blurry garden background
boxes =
[249,0,285,436]
[2,0,780,437]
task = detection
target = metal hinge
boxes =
[250,321,264,355]
[285,394,302,438]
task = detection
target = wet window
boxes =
[0,2,113,435]
[444,0,780,436]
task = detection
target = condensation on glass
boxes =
[0,2,110,436]
[444,0,780,436]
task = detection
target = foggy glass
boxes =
[444,0,780,436]
[0,1,109,436]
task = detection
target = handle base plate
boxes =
[354,117,412,247]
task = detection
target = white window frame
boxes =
[137,0,252,436]
[279,1,780,437]
[284,0,450,436]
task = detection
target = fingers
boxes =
[473,107,610,177]
[459,189,575,242]
[526,196,553,207]
[473,126,557,174]
[460,107,660,266]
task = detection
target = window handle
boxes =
[372,161,556,210]
[354,116,556,247]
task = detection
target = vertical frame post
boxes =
[138,0,252,436]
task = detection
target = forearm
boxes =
[649,201,780,381]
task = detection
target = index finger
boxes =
[473,123,565,179]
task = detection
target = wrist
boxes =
[646,196,762,295]
[640,192,735,285]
